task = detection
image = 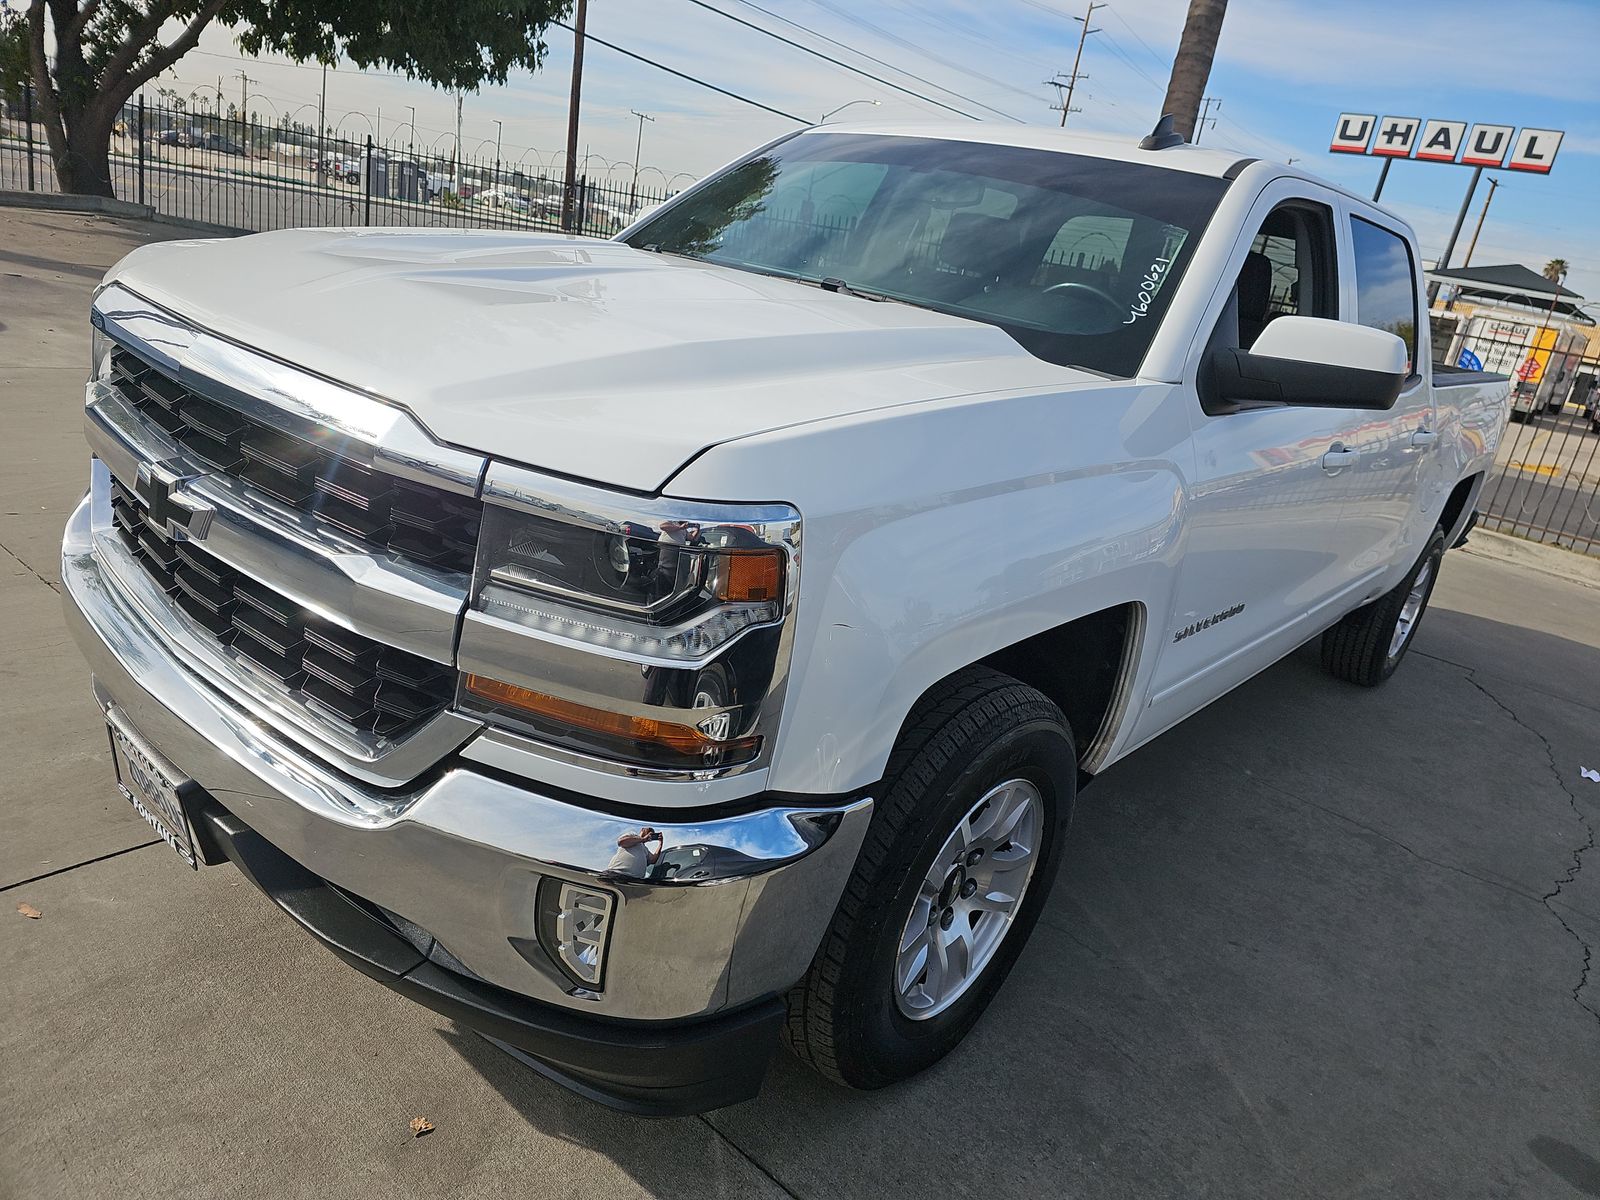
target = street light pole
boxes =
[493,119,503,188]
[629,109,654,206]
[407,105,416,160]
[318,61,328,184]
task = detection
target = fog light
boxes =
[538,879,615,990]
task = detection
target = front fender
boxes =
[666,380,1195,794]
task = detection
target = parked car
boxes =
[201,133,246,156]
[64,119,1509,1117]
[475,188,529,215]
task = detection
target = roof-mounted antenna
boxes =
[1140,113,1186,151]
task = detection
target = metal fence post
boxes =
[137,96,146,206]
[363,135,373,225]
[23,83,35,191]
[577,174,588,234]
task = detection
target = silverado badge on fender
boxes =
[1173,603,1246,643]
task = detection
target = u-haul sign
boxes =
[1330,113,1562,173]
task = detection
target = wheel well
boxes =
[1439,473,1480,543]
[977,602,1138,773]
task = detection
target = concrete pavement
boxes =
[2,208,1597,1199]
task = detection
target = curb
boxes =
[1464,528,1600,590]
[0,190,247,238]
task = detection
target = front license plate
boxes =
[108,709,198,869]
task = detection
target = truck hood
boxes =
[105,228,1088,492]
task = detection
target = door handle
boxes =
[1321,444,1359,471]
[1410,429,1438,448]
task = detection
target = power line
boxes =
[1104,7,1172,74]
[790,0,1041,110]
[730,0,1029,120]
[550,19,806,123]
[680,0,993,122]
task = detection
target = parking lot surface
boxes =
[2,208,1597,1199]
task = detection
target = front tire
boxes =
[784,667,1075,1089]
[1321,527,1446,687]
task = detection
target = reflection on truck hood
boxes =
[105,229,1092,492]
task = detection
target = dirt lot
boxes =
[2,208,1597,1199]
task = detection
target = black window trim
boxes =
[1349,212,1423,388]
[1196,197,1339,415]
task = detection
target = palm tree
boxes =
[1543,259,1569,283]
[1160,0,1230,142]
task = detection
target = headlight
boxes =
[456,464,800,776]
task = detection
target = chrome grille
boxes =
[107,346,482,574]
[109,476,454,737]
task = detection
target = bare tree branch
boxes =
[112,0,230,102]
[97,0,181,91]
[66,0,106,41]
[24,0,68,161]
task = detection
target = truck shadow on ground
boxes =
[441,602,1599,1199]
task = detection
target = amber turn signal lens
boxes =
[464,675,760,761]
[714,549,784,604]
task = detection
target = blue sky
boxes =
[170,0,1599,300]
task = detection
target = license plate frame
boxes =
[107,707,200,870]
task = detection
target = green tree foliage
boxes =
[1,0,571,197]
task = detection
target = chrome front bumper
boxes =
[62,493,871,1022]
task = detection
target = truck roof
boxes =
[815,120,1255,178]
[813,121,1406,229]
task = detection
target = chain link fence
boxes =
[2,86,677,237]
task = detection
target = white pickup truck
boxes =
[63,119,1509,1115]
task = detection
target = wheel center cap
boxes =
[938,865,966,908]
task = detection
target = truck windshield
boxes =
[625,132,1229,377]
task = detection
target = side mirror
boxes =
[1211,315,1409,411]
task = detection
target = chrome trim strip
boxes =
[87,388,466,663]
[460,726,774,800]
[93,282,487,496]
[87,464,478,787]
[484,461,801,537]
[64,489,873,1018]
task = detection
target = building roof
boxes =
[1426,262,1583,300]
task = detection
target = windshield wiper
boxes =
[816,277,915,307]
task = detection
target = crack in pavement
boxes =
[1,838,164,892]
[0,535,61,594]
[1466,674,1599,1027]
[1239,765,1550,910]
[696,1112,804,1200]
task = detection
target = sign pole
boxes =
[1371,158,1391,201]
[1427,165,1482,305]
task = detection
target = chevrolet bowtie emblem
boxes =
[134,461,214,541]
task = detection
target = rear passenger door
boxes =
[1338,213,1437,582]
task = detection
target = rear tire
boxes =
[1321,527,1446,687]
[784,667,1075,1089]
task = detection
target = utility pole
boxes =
[1194,96,1220,144]
[493,118,503,188]
[562,0,589,232]
[454,92,463,194]
[1460,176,1500,270]
[1160,0,1229,142]
[235,71,251,147]
[629,109,654,207]
[1049,2,1103,127]
[318,61,328,183]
